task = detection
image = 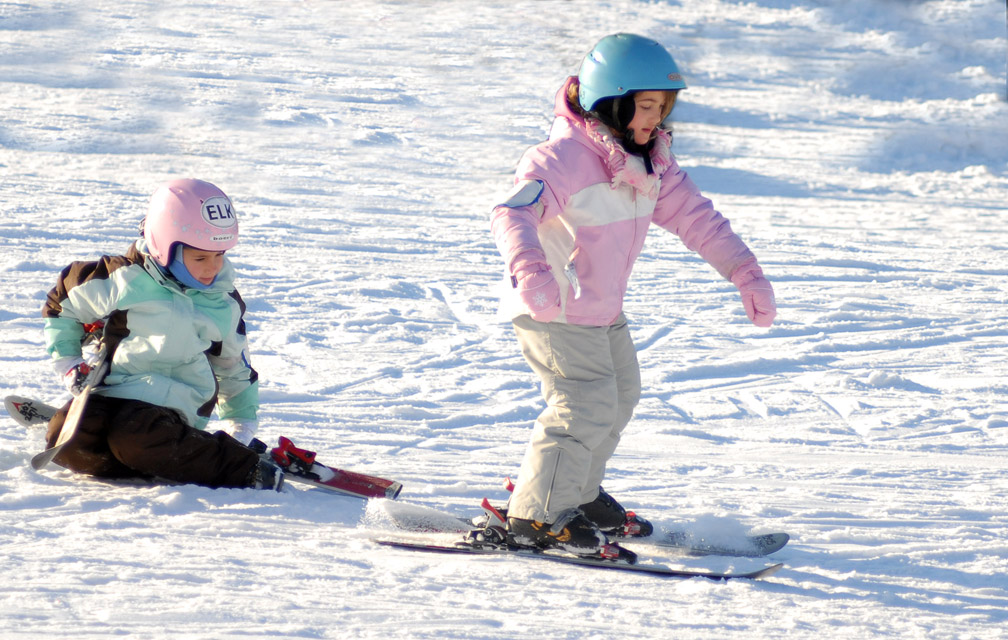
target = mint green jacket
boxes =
[43,239,258,429]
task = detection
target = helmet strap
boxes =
[622,136,656,175]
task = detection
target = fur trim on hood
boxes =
[550,76,673,200]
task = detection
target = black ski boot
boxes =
[249,457,285,491]
[245,438,285,491]
[507,508,627,559]
[579,487,653,538]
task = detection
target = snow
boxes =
[1,0,1006,637]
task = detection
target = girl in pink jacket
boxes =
[489,33,777,559]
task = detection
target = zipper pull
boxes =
[563,262,581,299]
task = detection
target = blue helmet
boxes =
[577,33,687,112]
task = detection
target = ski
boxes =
[283,461,403,499]
[31,341,110,471]
[649,531,790,558]
[251,436,403,500]
[374,538,784,581]
[374,499,789,557]
[4,396,58,427]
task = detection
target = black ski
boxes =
[375,538,784,580]
[374,500,790,558]
[646,531,790,558]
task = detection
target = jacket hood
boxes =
[550,76,673,199]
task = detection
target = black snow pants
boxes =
[45,395,258,488]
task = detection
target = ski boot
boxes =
[249,457,285,491]
[579,486,653,538]
[246,438,286,491]
[506,508,633,561]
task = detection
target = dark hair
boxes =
[566,77,677,140]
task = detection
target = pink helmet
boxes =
[144,178,239,267]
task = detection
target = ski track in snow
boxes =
[1,1,1007,638]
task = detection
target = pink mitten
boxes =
[511,254,561,323]
[730,258,776,328]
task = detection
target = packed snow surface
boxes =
[1,1,1006,638]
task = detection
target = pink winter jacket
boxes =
[491,76,756,326]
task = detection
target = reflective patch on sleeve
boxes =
[497,180,544,209]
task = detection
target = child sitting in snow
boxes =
[42,178,283,489]
[489,34,777,557]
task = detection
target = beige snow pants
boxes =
[507,313,642,523]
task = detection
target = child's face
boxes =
[627,90,668,145]
[182,247,226,286]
